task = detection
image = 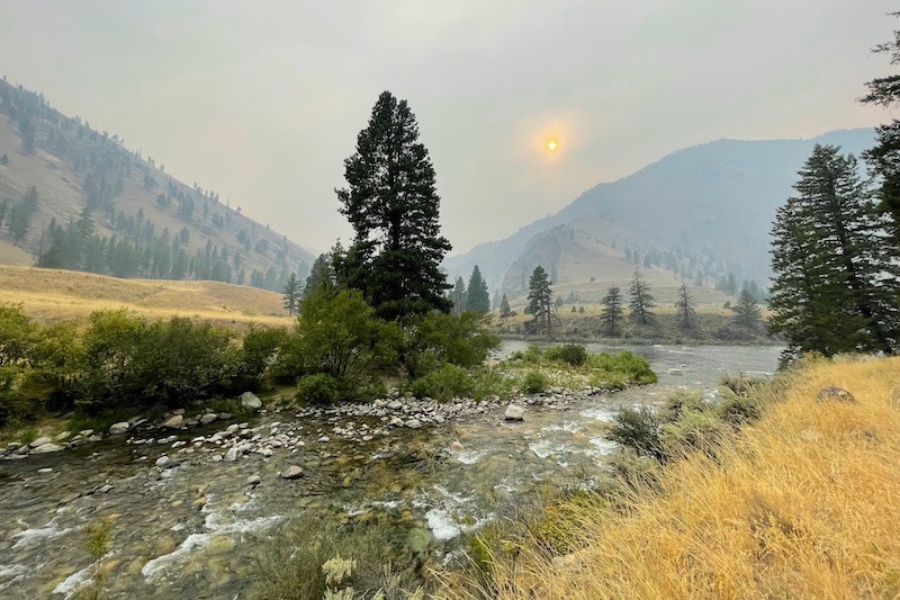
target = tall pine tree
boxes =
[675,282,697,332]
[335,91,452,320]
[451,276,467,317]
[282,273,301,316]
[526,265,553,334]
[601,286,623,336]
[769,145,900,360]
[465,265,490,314]
[628,269,656,325]
[731,288,762,331]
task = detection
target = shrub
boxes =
[509,345,543,364]
[230,327,289,392]
[296,374,341,406]
[545,344,587,367]
[399,312,500,378]
[410,363,474,402]
[521,370,548,394]
[608,447,662,491]
[658,408,727,458]
[586,351,657,385]
[607,406,663,460]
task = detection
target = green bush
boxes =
[296,374,341,406]
[586,351,657,385]
[521,370,548,394]
[410,363,473,402]
[230,326,289,392]
[607,406,663,460]
[399,312,500,378]
[608,447,662,490]
[658,408,727,458]
[546,344,587,367]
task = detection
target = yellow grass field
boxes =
[444,356,900,599]
[0,265,294,329]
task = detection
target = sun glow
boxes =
[546,139,558,152]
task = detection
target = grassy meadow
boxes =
[440,355,900,599]
[0,265,292,330]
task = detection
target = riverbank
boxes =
[442,355,900,600]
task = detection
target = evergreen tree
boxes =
[335,90,452,320]
[282,272,301,316]
[601,286,623,336]
[500,294,513,319]
[628,269,656,325]
[769,145,900,359]
[526,265,553,334]
[861,12,900,239]
[451,276,467,317]
[675,282,697,331]
[731,288,762,331]
[304,253,335,299]
[465,265,490,314]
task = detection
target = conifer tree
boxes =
[628,269,656,325]
[675,282,697,331]
[601,286,623,336]
[465,265,490,314]
[526,265,553,334]
[335,91,452,320]
[731,288,762,331]
[500,294,513,319]
[769,145,900,359]
[451,276,467,317]
[304,253,335,299]
[282,272,301,316]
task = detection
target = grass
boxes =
[438,355,900,600]
[503,345,657,392]
[0,265,293,330]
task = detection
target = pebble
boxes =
[246,474,261,486]
[280,466,305,480]
[37,467,53,474]
[109,422,130,435]
[155,456,170,467]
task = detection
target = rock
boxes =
[405,419,423,429]
[172,408,186,416]
[210,454,223,462]
[200,413,218,425]
[162,415,184,429]
[29,436,52,448]
[30,443,64,454]
[817,386,857,404]
[387,400,403,410]
[218,412,232,421]
[37,467,53,474]
[246,474,261,486]
[193,496,208,510]
[155,455,171,467]
[109,422,131,435]
[280,466,305,480]
[667,368,684,376]
[241,392,263,410]
[97,484,113,494]
[224,446,241,462]
[504,404,526,421]
[79,429,94,437]
[54,431,71,442]
[318,436,330,443]
[450,441,465,453]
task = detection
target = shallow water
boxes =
[0,343,781,598]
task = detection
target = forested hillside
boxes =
[0,78,315,291]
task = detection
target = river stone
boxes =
[31,443,64,454]
[387,400,403,410]
[200,413,218,425]
[224,446,240,462]
[667,368,684,376]
[817,386,857,404]
[109,422,130,435]
[163,415,184,429]
[280,466,304,480]
[29,436,52,448]
[504,404,525,421]
[405,419,423,429]
[37,467,53,474]
[54,431,71,442]
[246,474,261,486]
[450,441,465,453]
[155,455,170,467]
[241,392,263,410]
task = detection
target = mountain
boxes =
[0,78,315,291]
[444,128,876,300]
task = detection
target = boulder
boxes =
[280,465,305,480]
[817,386,857,404]
[246,474,261,486]
[218,412,232,421]
[504,404,526,421]
[155,455,171,467]
[224,446,241,462]
[387,400,403,411]
[450,441,466,453]
[162,415,184,429]
[29,436,52,449]
[199,413,218,426]
[109,422,131,435]
[30,443,64,455]
[405,419,423,429]
[241,392,263,410]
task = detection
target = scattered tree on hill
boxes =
[861,12,900,240]
[554,295,565,308]
[465,265,490,314]
[675,282,697,331]
[451,276,467,317]
[769,145,900,359]
[282,273,301,316]
[628,269,656,325]
[8,185,39,246]
[731,288,762,331]
[304,253,335,299]
[601,286,623,336]
[526,265,554,334]
[500,294,513,319]
[334,90,452,320]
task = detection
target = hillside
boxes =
[0,79,315,291]
[0,265,292,329]
[444,128,876,299]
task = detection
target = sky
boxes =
[0,1,896,256]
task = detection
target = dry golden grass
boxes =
[0,265,293,330]
[442,357,900,600]
[0,240,34,266]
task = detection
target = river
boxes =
[0,343,782,599]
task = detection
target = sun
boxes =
[546,139,558,153]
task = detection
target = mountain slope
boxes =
[0,79,315,290]
[444,128,876,294]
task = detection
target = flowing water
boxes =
[0,343,781,599]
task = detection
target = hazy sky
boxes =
[0,1,896,255]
